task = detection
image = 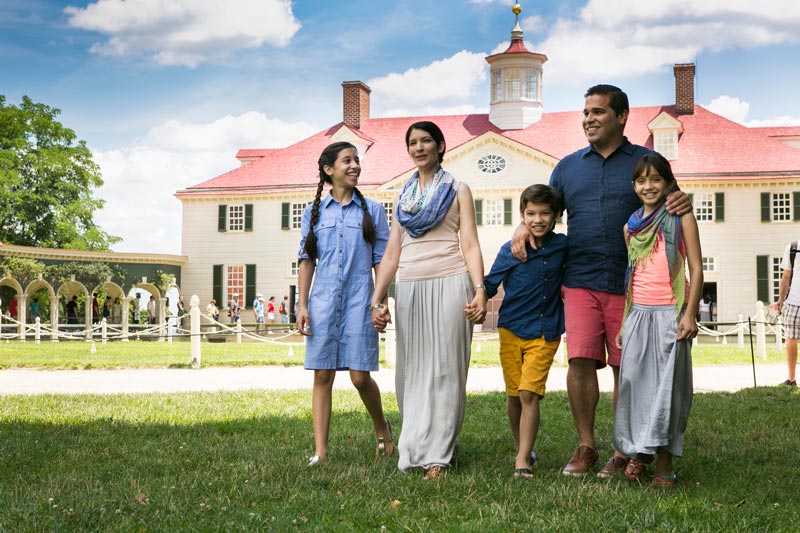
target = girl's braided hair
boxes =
[303,142,376,261]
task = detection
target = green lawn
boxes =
[0,337,786,369]
[1,387,798,531]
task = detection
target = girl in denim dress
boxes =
[297,142,394,467]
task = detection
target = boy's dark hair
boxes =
[631,152,676,185]
[585,84,629,117]
[519,184,564,218]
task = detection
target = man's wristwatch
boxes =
[370,303,385,311]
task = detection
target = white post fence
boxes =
[190,294,201,368]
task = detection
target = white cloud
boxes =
[92,113,318,254]
[368,50,488,116]
[529,0,800,85]
[706,95,800,127]
[64,0,301,68]
[705,95,750,124]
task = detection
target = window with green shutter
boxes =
[212,265,223,306]
[281,203,290,230]
[714,193,724,222]
[245,264,257,305]
[218,205,227,232]
[244,204,253,231]
[474,199,483,226]
[756,255,769,303]
[503,198,513,225]
[761,193,771,222]
[794,192,800,221]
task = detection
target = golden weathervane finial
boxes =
[512,4,522,16]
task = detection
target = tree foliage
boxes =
[0,256,46,287]
[0,95,120,250]
[45,262,123,292]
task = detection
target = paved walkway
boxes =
[0,363,788,395]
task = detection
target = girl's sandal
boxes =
[307,455,325,468]
[651,474,677,488]
[376,420,395,457]
[624,459,646,480]
[513,468,534,479]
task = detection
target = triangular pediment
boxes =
[379,131,559,195]
[648,111,684,133]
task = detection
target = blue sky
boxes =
[2,0,799,254]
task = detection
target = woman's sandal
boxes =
[651,474,677,488]
[376,420,395,457]
[624,459,646,480]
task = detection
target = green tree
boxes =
[0,95,120,250]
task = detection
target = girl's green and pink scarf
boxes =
[624,202,686,318]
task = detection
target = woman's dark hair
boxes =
[405,121,446,163]
[519,184,564,219]
[303,142,376,261]
[632,152,676,185]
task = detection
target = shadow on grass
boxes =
[0,388,798,531]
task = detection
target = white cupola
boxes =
[486,4,547,130]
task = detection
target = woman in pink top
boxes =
[371,121,486,480]
[613,152,702,488]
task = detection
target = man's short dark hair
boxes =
[519,184,564,218]
[585,84,629,117]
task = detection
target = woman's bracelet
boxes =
[370,303,385,311]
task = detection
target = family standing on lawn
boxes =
[297,84,701,489]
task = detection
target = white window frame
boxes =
[694,193,714,222]
[524,69,537,100]
[653,130,678,160]
[771,192,792,222]
[702,257,716,272]
[772,257,783,303]
[291,202,307,229]
[228,204,245,232]
[484,199,504,226]
[288,260,299,278]
[382,202,393,225]
[491,70,503,102]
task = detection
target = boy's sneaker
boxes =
[780,379,797,387]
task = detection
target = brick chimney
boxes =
[674,63,695,115]
[342,81,371,129]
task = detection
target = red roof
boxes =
[180,104,800,196]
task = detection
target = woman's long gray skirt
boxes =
[394,272,473,471]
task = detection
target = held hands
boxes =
[297,308,311,336]
[371,306,391,333]
[676,314,698,341]
[464,293,486,324]
[614,327,623,349]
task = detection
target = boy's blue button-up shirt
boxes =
[484,232,568,341]
[550,138,651,294]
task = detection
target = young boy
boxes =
[483,184,568,478]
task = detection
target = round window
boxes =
[477,154,506,174]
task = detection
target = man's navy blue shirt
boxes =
[484,232,567,341]
[549,137,651,295]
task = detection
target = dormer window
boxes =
[653,130,678,160]
[647,111,684,161]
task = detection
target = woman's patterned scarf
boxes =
[624,201,686,318]
[395,166,457,238]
